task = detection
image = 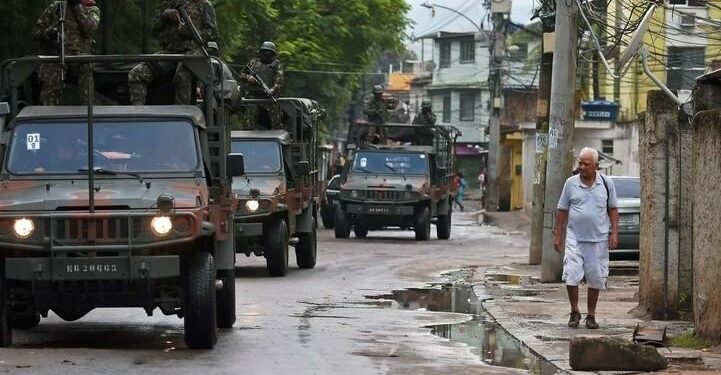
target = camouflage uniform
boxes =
[33,1,100,105]
[128,0,217,105]
[239,49,285,130]
[411,110,436,145]
[362,94,389,144]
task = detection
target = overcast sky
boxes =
[406,0,535,55]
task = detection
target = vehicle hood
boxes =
[0,178,206,211]
[616,197,640,211]
[342,174,430,192]
[232,175,285,197]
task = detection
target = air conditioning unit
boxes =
[680,14,696,28]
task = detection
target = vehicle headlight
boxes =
[151,216,173,236]
[13,218,34,239]
[351,190,359,198]
[245,200,260,212]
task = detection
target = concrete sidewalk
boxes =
[478,211,721,374]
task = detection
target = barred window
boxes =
[460,40,475,63]
[439,41,451,68]
[442,95,451,123]
[459,93,475,121]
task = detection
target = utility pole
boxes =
[529,8,555,265]
[486,0,510,212]
[541,0,578,281]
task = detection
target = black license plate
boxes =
[367,206,391,214]
[53,258,129,280]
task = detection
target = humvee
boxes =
[0,53,241,348]
[231,98,321,276]
[335,122,459,240]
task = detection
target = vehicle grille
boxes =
[358,190,405,200]
[49,217,136,243]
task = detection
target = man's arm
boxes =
[72,3,100,37]
[554,209,568,252]
[608,207,619,249]
[270,62,284,96]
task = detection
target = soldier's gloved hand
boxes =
[247,76,258,85]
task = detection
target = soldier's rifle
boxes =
[242,65,277,104]
[57,1,67,81]
[174,2,209,57]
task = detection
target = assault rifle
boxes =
[242,65,277,104]
[174,2,208,57]
[57,1,67,81]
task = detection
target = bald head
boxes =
[579,147,599,164]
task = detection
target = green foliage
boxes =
[670,331,711,350]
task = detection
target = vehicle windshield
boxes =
[351,151,428,175]
[231,140,282,174]
[612,177,640,198]
[6,120,199,175]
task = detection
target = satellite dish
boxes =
[618,4,658,77]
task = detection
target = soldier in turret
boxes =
[33,0,100,105]
[239,41,285,129]
[362,85,389,144]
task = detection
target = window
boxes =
[601,139,614,154]
[439,41,451,68]
[459,93,475,121]
[668,0,705,5]
[442,95,451,123]
[667,47,705,90]
[460,39,475,63]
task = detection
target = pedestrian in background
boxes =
[553,147,619,329]
[453,171,466,212]
[477,168,486,206]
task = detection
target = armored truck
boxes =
[231,98,321,276]
[0,53,241,348]
[335,122,459,241]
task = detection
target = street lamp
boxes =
[420,1,482,31]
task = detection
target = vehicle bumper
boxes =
[235,221,264,237]
[5,255,180,281]
[346,204,414,216]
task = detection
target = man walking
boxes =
[554,147,619,329]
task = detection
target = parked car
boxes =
[320,174,341,229]
[609,176,640,260]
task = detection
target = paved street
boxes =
[0,209,538,375]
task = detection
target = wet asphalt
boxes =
[0,210,532,375]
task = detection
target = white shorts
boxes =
[562,236,609,290]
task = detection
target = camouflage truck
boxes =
[231,98,322,277]
[335,122,459,240]
[0,52,241,348]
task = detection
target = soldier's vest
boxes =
[158,1,209,53]
[248,59,280,95]
[46,1,97,54]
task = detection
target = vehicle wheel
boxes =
[296,218,317,269]
[334,206,351,239]
[12,312,40,330]
[414,206,431,241]
[265,218,289,277]
[321,205,335,229]
[0,263,11,347]
[215,269,235,328]
[183,251,218,349]
[437,209,452,240]
[353,225,368,238]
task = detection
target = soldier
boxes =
[362,85,388,144]
[33,0,100,105]
[128,0,217,105]
[412,99,436,145]
[239,41,285,129]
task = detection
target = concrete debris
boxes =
[569,336,668,371]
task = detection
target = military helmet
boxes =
[372,85,384,94]
[259,41,277,53]
[421,99,432,109]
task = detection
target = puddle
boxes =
[485,273,538,286]
[366,284,559,374]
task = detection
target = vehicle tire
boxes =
[296,218,317,269]
[183,251,218,349]
[265,218,289,277]
[353,225,368,238]
[334,206,351,239]
[12,312,40,330]
[0,264,11,347]
[321,205,335,229]
[215,269,236,329]
[437,209,452,240]
[414,206,431,241]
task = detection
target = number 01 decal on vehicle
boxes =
[26,133,41,150]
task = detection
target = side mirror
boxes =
[294,161,310,176]
[228,153,245,176]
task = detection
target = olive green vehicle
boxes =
[335,123,459,241]
[231,99,322,276]
[0,53,242,348]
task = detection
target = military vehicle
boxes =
[231,98,321,276]
[335,122,459,240]
[0,52,241,348]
